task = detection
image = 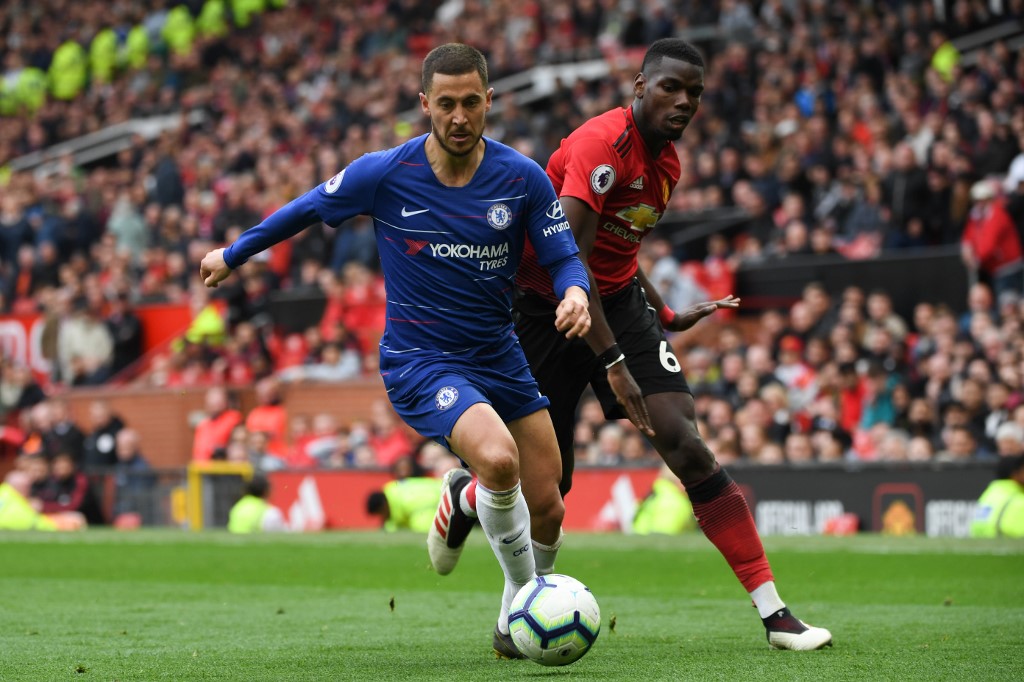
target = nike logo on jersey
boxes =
[629,176,645,190]
[501,529,525,544]
[401,207,430,217]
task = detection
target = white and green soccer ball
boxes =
[508,573,601,666]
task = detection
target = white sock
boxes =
[532,528,564,576]
[459,484,477,519]
[750,581,786,619]
[476,482,535,634]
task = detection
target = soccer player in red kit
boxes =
[431,38,832,652]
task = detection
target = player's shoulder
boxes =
[484,137,547,177]
[567,108,629,144]
[356,134,429,170]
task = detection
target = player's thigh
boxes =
[449,402,519,487]
[507,408,564,525]
[507,408,562,489]
[515,310,596,447]
[594,289,690,418]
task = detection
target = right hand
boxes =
[200,248,232,288]
[606,362,655,437]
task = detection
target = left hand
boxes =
[665,295,740,332]
[554,286,591,339]
[200,248,233,288]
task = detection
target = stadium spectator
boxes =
[105,291,144,377]
[0,360,46,419]
[37,451,104,525]
[46,398,84,465]
[191,385,243,462]
[277,341,361,383]
[961,179,1023,297]
[80,400,125,471]
[57,297,114,386]
[0,469,85,531]
[366,398,413,470]
[244,376,287,457]
[111,427,156,523]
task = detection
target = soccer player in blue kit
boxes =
[199,43,592,658]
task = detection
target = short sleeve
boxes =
[555,138,626,215]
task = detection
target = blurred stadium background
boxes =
[1,0,1024,537]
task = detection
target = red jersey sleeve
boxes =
[554,138,627,216]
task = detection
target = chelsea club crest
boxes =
[435,386,459,410]
[486,203,511,230]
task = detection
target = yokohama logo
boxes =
[429,243,509,259]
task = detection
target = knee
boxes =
[660,422,716,480]
[475,447,520,490]
[531,489,565,529]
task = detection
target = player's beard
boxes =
[433,127,482,157]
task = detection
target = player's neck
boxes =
[631,102,671,157]
[425,134,485,187]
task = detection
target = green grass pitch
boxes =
[1,531,1021,681]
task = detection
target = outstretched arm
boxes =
[200,191,320,288]
[635,268,740,332]
[561,196,654,437]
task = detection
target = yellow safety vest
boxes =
[122,24,150,70]
[49,40,88,100]
[382,477,441,533]
[0,483,58,531]
[197,0,230,38]
[162,5,196,56]
[970,480,1024,538]
[90,28,119,84]
[633,478,696,535]
[228,494,271,533]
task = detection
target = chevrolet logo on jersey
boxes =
[615,203,661,233]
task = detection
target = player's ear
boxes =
[634,73,646,99]
[419,92,430,116]
[485,87,494,111]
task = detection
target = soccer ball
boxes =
[508,573,601,666]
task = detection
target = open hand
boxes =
[665,295,740,332]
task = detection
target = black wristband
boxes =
[597,343,623,369]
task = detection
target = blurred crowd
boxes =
[1,0,1024,479]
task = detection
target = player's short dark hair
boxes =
[366,491,388,516]
[422,43,488,94]
[245,474,270,498]
[641,38,704,73]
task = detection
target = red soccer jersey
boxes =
[517,106,681,301]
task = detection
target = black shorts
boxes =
[513,278,691,425]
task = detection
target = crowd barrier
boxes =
[60,461,1002,538]
[258,462,992,537]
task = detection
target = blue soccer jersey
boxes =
[224,134,584,358]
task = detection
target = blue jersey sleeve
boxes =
[223,154,383,269]
[223,192,319,269]
[309,153,382,227]
[521,160,589,299]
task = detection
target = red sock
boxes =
[686,467,773,592]
[464,478,477,514]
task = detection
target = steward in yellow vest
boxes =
[970,455,1024,538]
[633,468,696,535]
[366,476,442,532]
